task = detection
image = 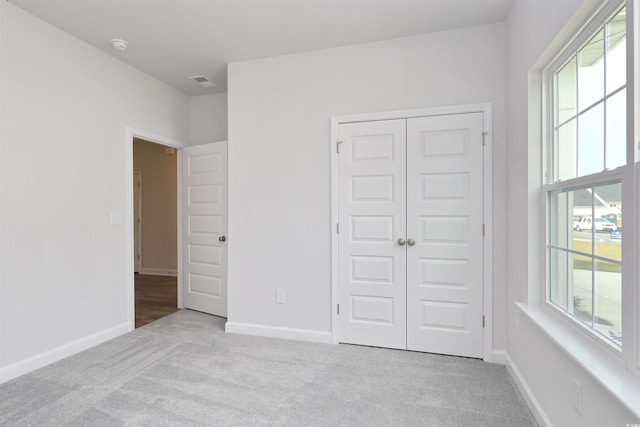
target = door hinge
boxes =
[336,140,343,154]
[336,223,339,234]
[482,224,485,237]
[482,131,488,146]
[482,315,485,328]
[137,254,140,260]
[337,304,340,315]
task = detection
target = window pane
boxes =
[578,103,604,176]
[606,8,626,94]
[571,188,593,254]
[558,119,577,180]
[558,57,577,123]
[578,30,605,111]
[550,249,568,310]
[606,89,626,169]
[571,252,593,327]
[593,182,622,261]
[550,191,568,247]
[594,259,622,346]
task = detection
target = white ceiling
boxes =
[10,0,514,96]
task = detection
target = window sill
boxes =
[515,302,640,419]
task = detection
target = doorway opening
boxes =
[126,128,228,332]
[133,138,179,327]
[124,127,184,330]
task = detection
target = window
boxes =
[548,183,622,346]
[545,6,627,349]
[554,7,627,180]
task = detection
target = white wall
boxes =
[0,2,189,380]
[227,24,507,349]
[190,93,228,145]
[505,0,638,424]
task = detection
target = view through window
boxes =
[547,6,626,348]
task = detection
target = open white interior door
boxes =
[182,141,228,317]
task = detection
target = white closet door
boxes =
[406,113,484,358]
[337,119,407,349]
[182,141,228,317]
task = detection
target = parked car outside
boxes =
[573,216,618,232]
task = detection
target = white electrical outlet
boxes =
[571,377,582,415]
[276,289,285,304]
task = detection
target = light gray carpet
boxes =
[0,310,536,426]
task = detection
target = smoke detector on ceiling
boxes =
[110,39,129,51]
[189,75,217,88]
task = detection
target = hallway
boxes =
[135,274,178,328]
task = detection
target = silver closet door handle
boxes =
[219,235,226,242]
[407,238,416,246]
[397,238,406,246]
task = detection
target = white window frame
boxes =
[541,0,638,373]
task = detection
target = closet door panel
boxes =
[337,119,407,350]
[406,113,484,358]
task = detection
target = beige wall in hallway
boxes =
[133,138,178,274]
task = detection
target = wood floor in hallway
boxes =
[135,274,178,328]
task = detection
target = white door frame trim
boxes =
[133,170,143,273]
[330,103,494,362]
[125,127,185,331]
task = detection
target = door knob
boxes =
[407,238,416,246]
[397,238,406,246]
[219,235,226,242]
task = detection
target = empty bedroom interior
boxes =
[1,0,639,426]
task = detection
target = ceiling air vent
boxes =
[189,75,217,88]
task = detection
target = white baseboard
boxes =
[138,267,177,277]
[505,353,552,427]
[0,321,131,384]
[225,322,332,344]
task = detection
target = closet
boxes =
[337,112,485,358]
